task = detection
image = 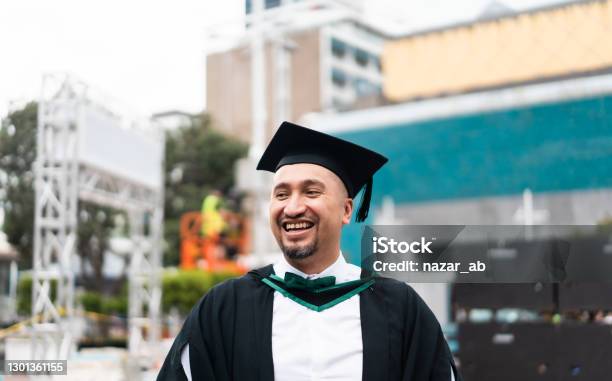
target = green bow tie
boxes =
[283,272,336,291]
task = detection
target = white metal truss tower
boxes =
[32,76,80,360]
[33,74,164,360]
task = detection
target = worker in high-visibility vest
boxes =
[201,190,226,265]
[201,190,225,237]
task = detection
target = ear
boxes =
[342,198,354,225]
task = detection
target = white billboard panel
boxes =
[78,105,163,190]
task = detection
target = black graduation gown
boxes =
[157,265,462,381]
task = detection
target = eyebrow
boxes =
[273,179,326,192]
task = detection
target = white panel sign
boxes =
[78,105,163,190]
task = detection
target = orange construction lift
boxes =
[179,211,249,273]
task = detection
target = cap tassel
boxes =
[355,178,373,222]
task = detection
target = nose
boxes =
[283,194,306,217]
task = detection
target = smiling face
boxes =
[269,163,353,272]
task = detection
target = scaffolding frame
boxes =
[32,74,163,360]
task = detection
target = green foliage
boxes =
[76,202,122,290]
[161,269,239,314]
[19,274,127,317]
[79,289,127,316]
[17,275,126,317]
[16,275,57,316]
[17,275,32,316]
[18,269,237,317]
[101,294,127,316]
[80,291,104,313]
[162,219,181,268]
[163,115,248,266]
[0,103,37,268]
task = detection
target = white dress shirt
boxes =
[180,254,455,381]
[271,254,363,381]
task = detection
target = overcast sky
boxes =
[0,0,570,118]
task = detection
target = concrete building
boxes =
[383,0,612,101]
[206,1,389,143]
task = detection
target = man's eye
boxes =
[306,190,321,196]
[275,192,288,200]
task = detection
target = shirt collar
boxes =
[274,252,355,283]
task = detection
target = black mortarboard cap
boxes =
[256,121,388,222]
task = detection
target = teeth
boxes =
[285,222,312,231]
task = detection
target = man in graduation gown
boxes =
[157,122,462,381]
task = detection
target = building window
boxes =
[245,0,282,14]
[354,48,369,67]
[372,55,381,72]
[266,0,281,9]
[354,78,380,97]
[331,68,347,87]
[331,38,346,58]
